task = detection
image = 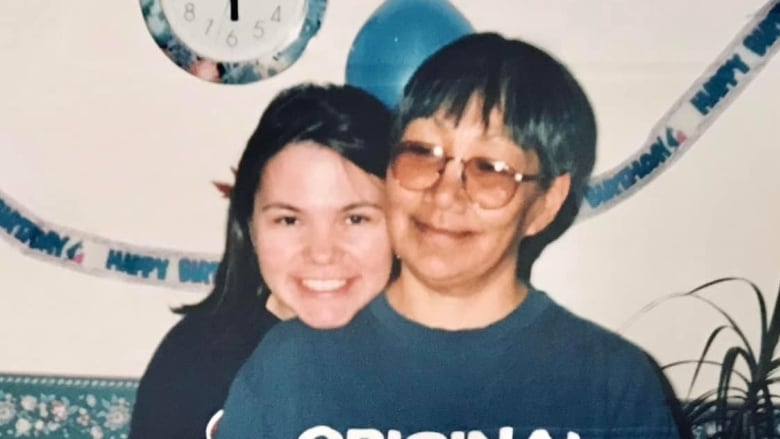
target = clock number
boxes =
[271,5,281,22]
[184,2,196,22]
[226,30,238,47]
[254,21,265,39]
[205,19,214,35]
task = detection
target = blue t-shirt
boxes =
[217,290,681,438]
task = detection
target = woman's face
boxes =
[252,142,393,329]
[386,98,568,292]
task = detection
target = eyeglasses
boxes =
[390,141,541,209]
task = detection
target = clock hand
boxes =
[230,0,238,21]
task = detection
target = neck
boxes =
[386,258,528,330]
[265,293,296,320]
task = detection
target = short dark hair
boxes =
[395,32,597,278]
[178,83,392,318]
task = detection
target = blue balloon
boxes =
[346,0,474,109]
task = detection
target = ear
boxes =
[520,173,571,238]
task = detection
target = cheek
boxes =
[254,227,300,280]
[386,211,409,253]
[347,226,393,275]
[477,206,526,244]
[385,183,417,231]
[387,178,413,211]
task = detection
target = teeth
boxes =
[301,279,347,292]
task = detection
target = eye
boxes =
[273,216,299,226]
[346,214,371,225]
[472,158,513,175]
[400,141,436,157]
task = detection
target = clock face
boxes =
[160,0,307,63]
[140,0,326,84]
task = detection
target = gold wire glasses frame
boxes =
[390,141,541,209]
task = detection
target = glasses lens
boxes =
[463,158,519,209]
[391,143,443,190]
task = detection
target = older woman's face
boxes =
[386,99,565,291]
[252,142,393,329]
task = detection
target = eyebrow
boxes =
[341,202,383,211]
[260,202,300,213]
[259,201,383,213]
[399,139,435,147]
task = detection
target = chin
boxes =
[411,256,463,281]
[298,310,357,330]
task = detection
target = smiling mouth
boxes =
[300,278,349,292]
[412,218,473,239]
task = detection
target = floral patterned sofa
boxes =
[0,374,137,439]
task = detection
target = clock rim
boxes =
[139,0,327,84]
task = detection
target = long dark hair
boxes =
[177,83,392,320]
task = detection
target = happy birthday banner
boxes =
[579,0,780,219]
[0,190,219,292]
[1,0,778,292]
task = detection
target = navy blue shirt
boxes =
[218,290,681,438]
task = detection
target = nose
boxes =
[303,224,342,264]
[430,159,469,210]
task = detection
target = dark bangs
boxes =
[395,33,596,196]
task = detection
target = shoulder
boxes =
[139,312,213,379]
[253,311,368,357]
[140,300,278,379]
[131,305,275,435]
[531,292,672,394]
[538,294,649,362]
[244,319,307,365]
[129,313,220,437]
[533,293,681,434]
[133,310,247,406]
[240,308,376,385]
[537,293,679,409]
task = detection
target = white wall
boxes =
[1,0,778,397]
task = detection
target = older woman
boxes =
[217,33,682,439]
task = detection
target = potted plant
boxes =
[633,277,780,438]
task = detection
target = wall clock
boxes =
[139,0,327,84]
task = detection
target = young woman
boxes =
[217,33,682,439]
[128,83,395,439]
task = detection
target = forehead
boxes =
[404,96,507,138]
[401,101,541,168]
[257,142,382,208]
